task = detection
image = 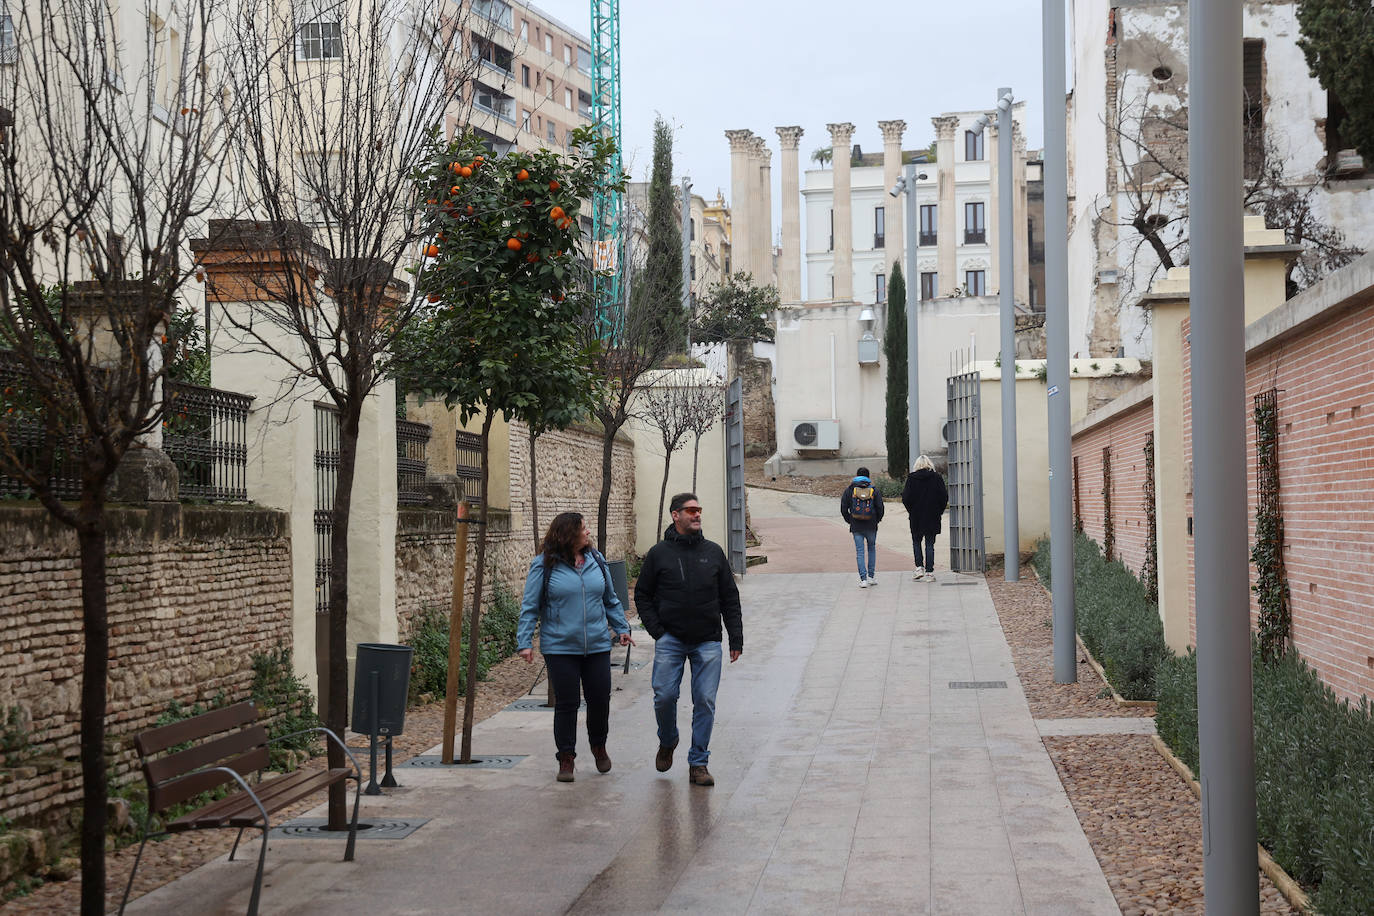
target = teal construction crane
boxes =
[589,0,621,335]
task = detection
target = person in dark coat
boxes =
[902,455,949,581]
[840,466,886,588]
[635,492,743,788]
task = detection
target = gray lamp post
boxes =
[890,165,928,464]
[972,88,1019,581]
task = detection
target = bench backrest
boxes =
[134,701,270,814]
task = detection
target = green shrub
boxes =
[1153,646,1374,914]
[405,578,524,704]
[1033,531,1168,700]
[874,476,904,499]
[250,646,321,769]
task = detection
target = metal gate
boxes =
[314,403,340,711]
[946,368,986,573]
[725,376,745,575]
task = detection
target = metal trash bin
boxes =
[351,643,413,737]
[605,559,631,614]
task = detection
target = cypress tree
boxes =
[633,117,685,352]
[884,262,908,481]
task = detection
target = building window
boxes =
[690,219,696,241]
[919,204,937,246]
[576,45,592,75]
[475,83,514,123]
[473,0,513,31]
[830,276,835,298]
[522,64,530,88]
[963,202,986,245]
[828,210,834,251]
[298,19,342,60]
[876,273,886,304]
[547,120,557,144]
[965,269,986,296]
[545,79,553,99]
[521,109,531,132]
[691,258,697,282]
[920,272,938,300]
[1,13,16,65]
[965,128,985,161]
[563,44,572,66]
[577,89,592,119]
[472,37,513,75]
[874,206,885,249]
[544,33,552,54]
[520,20,528,41]
[1243,38,1265,180]
[564,87,572,109]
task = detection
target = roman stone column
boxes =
[878,120,906,277]
[753,137,774,284]
[827,122,856,301]
[1013,122,1030,307]
[776,126,804,303]
[933,115,959,297]
[725,130,755,287]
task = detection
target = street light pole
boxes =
[904,163,921,462]
[1190,0,1258,910]
[1043,0,1076,682]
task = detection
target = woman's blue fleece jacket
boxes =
[517,550,630,656]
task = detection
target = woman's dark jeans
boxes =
[543,651,612,757]
[911,530,937,571]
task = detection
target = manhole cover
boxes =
[399,755,527,770]
[948,681,1008,689]
[505,698,584,712]
[271,818,428,840]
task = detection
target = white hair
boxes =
[912,455,934,472]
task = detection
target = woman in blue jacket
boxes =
[518,512,634,782]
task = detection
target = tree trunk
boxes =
[596,417,615,555]
[460,409,496,763]
[691,434,702,491]
[529,426,540,548]
[77,497,108,916]
[657,451,674,536]
[325,403,362,829]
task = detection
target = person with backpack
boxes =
[517,511,634,783]
[902,455,950,581]
[841,466,886,588]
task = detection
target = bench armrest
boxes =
[203,765,271,828]
[268,726,362,778]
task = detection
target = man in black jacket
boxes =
[634,492,743,787]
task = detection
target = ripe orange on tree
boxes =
[425,244,440,257]
[549,206,565,220]
[548,180,560,191]
[517,168,530,181]
[460,166,472,177]
[506,238,522,251]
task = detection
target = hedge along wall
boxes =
[0,503,292,826]
[395,420,635,638]
[1070,391,1155,577]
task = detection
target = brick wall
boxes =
[0,504,292,825]
[1071,399,1154,576]
[395,421,635,638]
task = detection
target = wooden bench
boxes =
[120,701,361,916]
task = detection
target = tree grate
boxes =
[270,818,428,840]
[399,755,527,770]
[948,681,1008,689]
[505,698,584,712]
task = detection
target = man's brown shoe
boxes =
[689,765,714,787]
[655,742,677,772]
[556,752,575,783]
[591,745,612,773]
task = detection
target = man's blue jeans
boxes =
[853,530,877,579]
[651,633,722,767]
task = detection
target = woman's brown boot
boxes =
[557,752,575,783]
[591,745,612,773]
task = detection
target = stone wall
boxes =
[738,354,776,458]
[395,421,636,639]
[0,504,292,826]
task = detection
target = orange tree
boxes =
[390,126,622,761]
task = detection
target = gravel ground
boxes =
[3,654,544,915]
[987,558,1297,915]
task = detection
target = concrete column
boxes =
[933,116,959,296]
[755,138,774,284]
[1013,123,1030,307]
[828,122,856,301]
[775,126,805,303]
[879,120,907,277]
[988,120,1001,294]
[725,129,755,284]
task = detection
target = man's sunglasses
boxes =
[676,506,703,516]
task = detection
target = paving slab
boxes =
[128,493,1114,915]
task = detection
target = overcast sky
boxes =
[531,0,1051,205]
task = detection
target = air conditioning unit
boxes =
[791,419,840,450]
[1333,149,1366,176]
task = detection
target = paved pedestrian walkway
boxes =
[129,492,1116,915]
